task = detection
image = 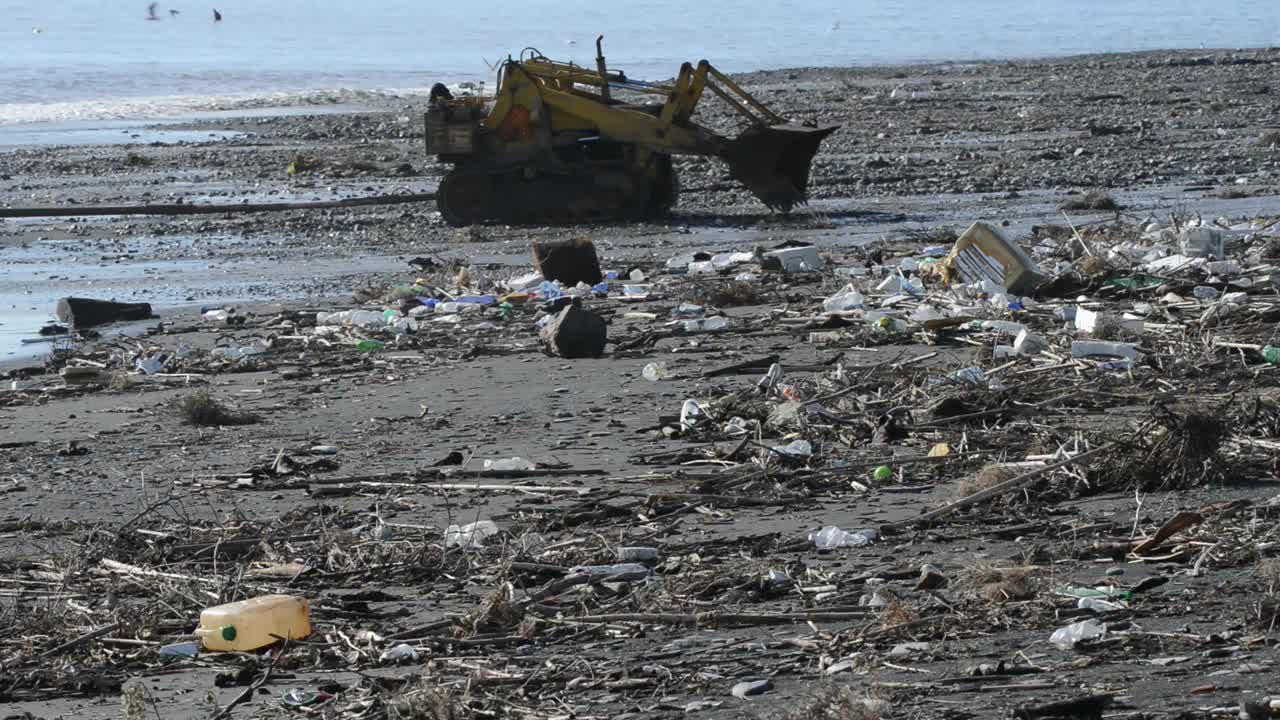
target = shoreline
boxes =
[3,45,1278,131]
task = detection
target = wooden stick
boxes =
[882,442,1120,531]
[543,610,873,626]
[38,621,122,659]
[209,639,287,720]
[298,468,605,489]
[1131,510,1204,556]
[99,558,222,586]
[306,481,592,497]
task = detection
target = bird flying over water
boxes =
[147,2,159,20]
[213,8,222,21]
[169,8,179,16]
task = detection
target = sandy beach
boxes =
[2,47,1280,719]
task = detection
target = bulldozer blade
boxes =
[721,123,838,212]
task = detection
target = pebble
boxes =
[730,679,773,698]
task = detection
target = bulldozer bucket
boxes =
[720,123,838,212]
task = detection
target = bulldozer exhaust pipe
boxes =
[720,123,838,212]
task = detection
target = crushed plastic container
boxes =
[1071,341,1141,361]
[642,362,669,382]
[1049,619,1104,649]
[683,317,728,332]
[195,595,311,652]
[771,439,812,458]
[980,320,1027,335]
[822,285,865,312]
[679,399,707,431]
[936,221,1045,295]
[158,640,200,660]
[379,643,419,663]
[622,284,653,300]
[1014,328,1049,356]
[1179,226,1226,260]
[483,457,536,472]
[617,546,659,562]
[444,520,499,548]
[506,272,543,290]
[1077,597,1126,612]
[211,346,263,361]
[1053,586,1134,601]
[568,563,653,581]
[672,303,706,318]
[877,274,923,295]
[764,246,821,273]
[810,526,878,549]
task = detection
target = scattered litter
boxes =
[935,221,1046,295]
[379,643,419,664]
[764,245,821,273]
[482,457,536,472]
[1049,619,1105,649]
[642,362,670,381]
[444,520,500,548]
[1071,341,1141,361]
[195,595,311,652]
[811,526,878,549]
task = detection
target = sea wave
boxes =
[0,86,448,125]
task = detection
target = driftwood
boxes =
[882,442,1121,531]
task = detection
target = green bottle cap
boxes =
[221,625,237,642]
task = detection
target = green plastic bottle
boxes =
[1263,346,1280,365]
[356,340,384,353]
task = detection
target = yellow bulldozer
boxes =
[425,37,838,226]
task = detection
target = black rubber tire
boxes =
[647,155,680,215]
[436,169,492,227]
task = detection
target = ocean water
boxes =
[1,0,1277,125]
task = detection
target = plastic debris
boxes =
[771,439,812,458]
[811,526,878,549]
[935,221,1046,295]
[642,362,670,381]
[684,316,729,332]
[1071,341,1141,361]
[444,520,499,548]
[482,457,536,472]
[1049,619,1105,649]
[379,643,419,664]
[764,245,821,273]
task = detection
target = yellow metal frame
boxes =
[479,52,794,158]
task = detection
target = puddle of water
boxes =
[0,235,408,361]
[0,119,243,147]
[0,104,366,149]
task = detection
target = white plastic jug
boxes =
[195,595,311,652]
